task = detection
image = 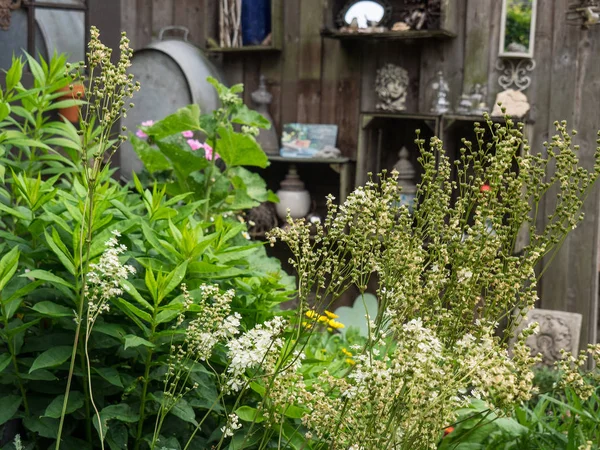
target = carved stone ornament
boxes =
[491,88,531,118]
[0,0,21,31]
[375,63,409,112]
[510,309,582,367]
[495,58,536,91]
[430,70,451,114]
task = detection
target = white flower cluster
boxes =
[85,230,135,323]
[221,413,242,438]
[225,316,287,393]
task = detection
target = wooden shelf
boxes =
[321,28,456,40]
[206,45,281,53]
[268,155,351,164]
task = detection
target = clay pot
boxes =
[57,83,85,122]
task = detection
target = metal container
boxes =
[0,3,84,69]
[120,26,225,179]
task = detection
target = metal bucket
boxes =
[120,26,225,180]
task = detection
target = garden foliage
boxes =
[0,28,599,450]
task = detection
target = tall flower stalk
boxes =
[55,27,139,450]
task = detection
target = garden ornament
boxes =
[0,0,21,30]
[375,63,409,112]
[430,71,451,114]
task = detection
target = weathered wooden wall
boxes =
[121,0,600,346]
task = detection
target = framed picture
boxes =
[280,123,338,158]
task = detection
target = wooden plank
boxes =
[562,26,600,350]
[135,0,153,48]
[173,0,205,48]
[296,0,324,123]
[151,0,174,39]
[120,0,137,49]
[485,0,503,104]
[538,1,581,334]
[242,54,261,107]
[462,0,492,96]
[418,0,466,113]
[280,0,301,126]
[260,53,283,135]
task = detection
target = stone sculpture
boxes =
[510,309,582,367]
[375,63,409,112]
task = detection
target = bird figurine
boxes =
[349,17,359,31]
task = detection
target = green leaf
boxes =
[25,52,46,85]
[43,391,84,418]
[31,301,73,318]
[23,416,59,439]
[123,334,154,350]
[146,104,202,140]
[44,228,75,275]
[29,345,72,373]
[160,261,188,302]
[106,423,128,450]
[229,167,269,202]
[169,397,197,425]
[93,367,123,388]
[130,135,172,174]
[121,279,153,311]
[0,394,22,425]
[235,406,265,423]
[46,99,86,111]
[112,298,151,331]
[6,57,23,92]
[21,269,74,289]
[93,404,139,440]
[0,202,30,220]
[0,246,20,292]
[0,101,10,122]
[155,140,209,179]
[231,104,271,129]
[0,353,11,373]
[216,126,268,168]
[283,404,305,419]
[3,281,43,318]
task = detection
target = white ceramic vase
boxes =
[275,165,311,220]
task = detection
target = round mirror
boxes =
[338,0,391,29]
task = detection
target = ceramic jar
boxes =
[275,165,311,220]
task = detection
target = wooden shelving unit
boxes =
[207,0,283,52]
[321,28,456,40]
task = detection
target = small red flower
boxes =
[443,426,454,436]
[480,184,491,192]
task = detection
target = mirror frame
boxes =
[498,0,537,59]
[336,0,392,28]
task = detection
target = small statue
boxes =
[430,71,451,114]
[375,64,409,112]
[393,147,417,211]
[469,83,487,112]
[455,93,473,114]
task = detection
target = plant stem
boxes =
[2,303,29,416]
[56,183,95,450]
[134,323,157,450]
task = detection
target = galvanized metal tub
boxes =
[120,26,225,179]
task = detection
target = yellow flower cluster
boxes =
[305,310,345,332]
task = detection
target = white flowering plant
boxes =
[261,117,600,449]
[0,30,294,450]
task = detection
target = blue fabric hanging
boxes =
[241,0,271,46]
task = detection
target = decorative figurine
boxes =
[469,83,488,114]
[275,165,311,221]
[455,93,473,115]
[251,75,279,155]
[430,71,451,114]
[375,63,409,112]
[393,147,417,212]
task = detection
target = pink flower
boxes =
[200,142,220,161]
[181,130,194,138]
[187,139,202,151]
[136,120,155,139]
